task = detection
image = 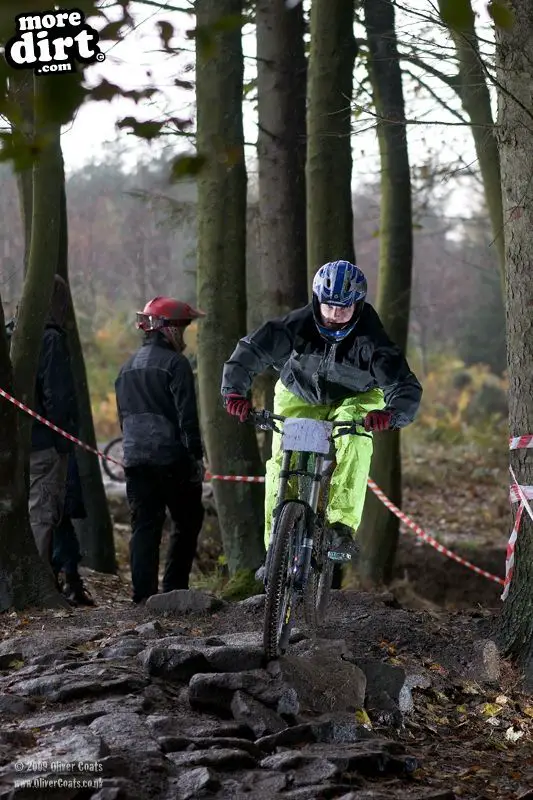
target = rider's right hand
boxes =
[225,393,252,423]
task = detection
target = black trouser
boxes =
[125,462,205,603]
[52,515,82,577]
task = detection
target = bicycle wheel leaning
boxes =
[263,501,306,660]
[102,437,125,482]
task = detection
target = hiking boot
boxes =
[63,575,96,607]
[328,523,359,562]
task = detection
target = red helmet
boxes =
[136,296,206,332]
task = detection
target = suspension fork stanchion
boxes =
[296,454,325,588]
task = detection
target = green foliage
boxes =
[81,301,138,439]
[412,356,508,447]
[219,569,263,601]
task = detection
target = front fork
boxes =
[264,450,324,589]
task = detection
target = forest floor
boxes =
[1,440,526,800]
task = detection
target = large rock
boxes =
[300,740,417,777]
[138,645,211,681]
[89,713,161,759]
[188,669,297,717]
[145,590,225,614]
[279,640,366,715]
[97,639,148,660]
[0,726,109,780]
[166,747,257,771]
[145,714,254,741]
[8,666,149,703]
[166,766,220,800]
[202,645,264,672]
[260,752,340,785]
[230,691,287,737]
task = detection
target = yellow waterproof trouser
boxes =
[264,381,385,548]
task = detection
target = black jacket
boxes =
[115,333,203,468]
[32,325,79,453]
[221,303,422,427]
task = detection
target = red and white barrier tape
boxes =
[366,477,504,586]
[0,384,510,589]
[0,387,124,468]
[509,435,533,450]
[502,457,533,601]
[206,470,504,586]
[205,472,264,483]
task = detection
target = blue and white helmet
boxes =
[312,260,367,343]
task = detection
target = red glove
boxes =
[225,394,252,423]
[363,410,393,432]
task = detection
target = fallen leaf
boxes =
[495,694,509,705]
[355,709,373,728]
[480,702,504,717]
[505,726,524,742]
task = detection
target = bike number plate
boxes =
[281,418,333,454]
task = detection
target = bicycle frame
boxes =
[253,410,370,589]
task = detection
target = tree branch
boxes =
[402,67,467,125]
[400,52,461,94]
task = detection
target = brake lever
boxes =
[332,425,356,438]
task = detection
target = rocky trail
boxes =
[1,588,532,800]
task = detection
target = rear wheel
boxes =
[263,502,306,660]
[102,437,125,482]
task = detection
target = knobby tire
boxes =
[263,501,306,661]
[102,437,125,482]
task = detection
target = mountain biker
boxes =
[115,296,206,605]
[221,260,422,561]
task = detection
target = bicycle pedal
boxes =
[327,550,352,563]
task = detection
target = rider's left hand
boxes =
[363,410,393,432]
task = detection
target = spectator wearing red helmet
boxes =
[115,296,206,604]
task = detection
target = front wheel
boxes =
[263,502,306,661]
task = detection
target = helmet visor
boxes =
[136,312,166,331]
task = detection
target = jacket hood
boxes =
[47,275,69,328]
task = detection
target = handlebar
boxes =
[248,408,372,439]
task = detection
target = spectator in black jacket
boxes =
[115,296,206,605]
[28,275,79,565]
[7,281,94,604]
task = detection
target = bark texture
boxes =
[196,0,265,574]
[358,0,413,584]
[495,0,533,678]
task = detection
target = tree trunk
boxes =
[0,75,67,611]
[256,0,307,315]
[57,166,117,574]
[306,0,356,287]
[358,0,413,585]
[437,0,505,286]
[196,0,265,575]
[494,0,533,679]
[255,0,308,458]
[10,76,62,460]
